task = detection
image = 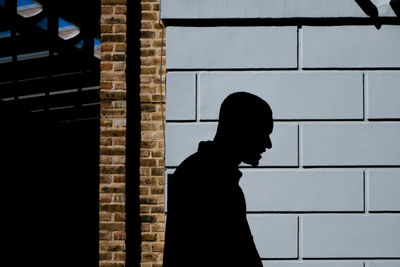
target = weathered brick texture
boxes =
[139,0,166,266]
[100,0,165,265]
[100,0,165,263]
[100,0,128,266]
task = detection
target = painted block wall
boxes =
[162,1,400,266]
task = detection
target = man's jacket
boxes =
[163,141,263,267]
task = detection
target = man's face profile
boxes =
[215,91,274,167]
[240,118,273,167]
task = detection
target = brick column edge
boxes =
[100,0,128,266]
[139,0,166,266]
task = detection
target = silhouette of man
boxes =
[163,92,273,267]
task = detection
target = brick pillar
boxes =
[139,0,166,266]
[100,0,165,266]
[100,0,128,266]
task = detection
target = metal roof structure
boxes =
[0,0,100,123]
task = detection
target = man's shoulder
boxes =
[174,151,204,176]
[172,145,216,178]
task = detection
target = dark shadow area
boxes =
[391,0,400,16]
[163,92,274,267]
[355,0,379,18]
[354,0,400,29]
[354,0,381,28]
[163,0,400,28]
[126,0,142,266]
[0,0,99,265]
[2,112,99,266]
[163,17,400,27]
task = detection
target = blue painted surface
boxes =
[17,0,36,7]
[0,30,11,38]
[36,17,47,30]
[59,18,73,28]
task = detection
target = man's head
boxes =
[214,92,273,166]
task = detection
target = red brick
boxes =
[102,0,126,4]
[142,3,152,10]
[141,215,157,223]
[142,11,158,20]
[101,44,114,52]
[100,212,112,222]
[113,175,126,183]
[100,165,126,174]
[114,212,125,222]
[101,24,113,33]
[99,264,124,267]
[113,253,126,261]
[113,24,126,33]
[140,196,158,204]
[101,16,127,24]
[100,222,125,231]
[100,174,113,184]
[141,234,157,242]
[101,34,126,42]
[114,5,127,14]
[102,5,113,14]
[101,185,126,193]
[114,43,127,52]
[100,193,113,203]
[100,231,113,241]
[113,231,126,240]
[150,205,164,214]
[100,252,112,260]
[100,204,126,213]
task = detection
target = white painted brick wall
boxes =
[240,170,364,212]
[302,215,400,258]
[367,72,400,120]
[166,72,196,121]
[302,123,400,166]
[163,2,400,265]
[302,26,400,68]
[368,169,400,211]
[247,215,298,258]
[199,72,363,120]
[166,27,297,69]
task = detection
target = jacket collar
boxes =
[197,140,243,183]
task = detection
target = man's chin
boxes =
[242,157,260,167]
[249,161,260,167]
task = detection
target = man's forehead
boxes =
[251,120,273,133]
[265,119,274,133]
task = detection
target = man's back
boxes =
[163,141,262,267]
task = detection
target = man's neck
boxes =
[212,138,241,167]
